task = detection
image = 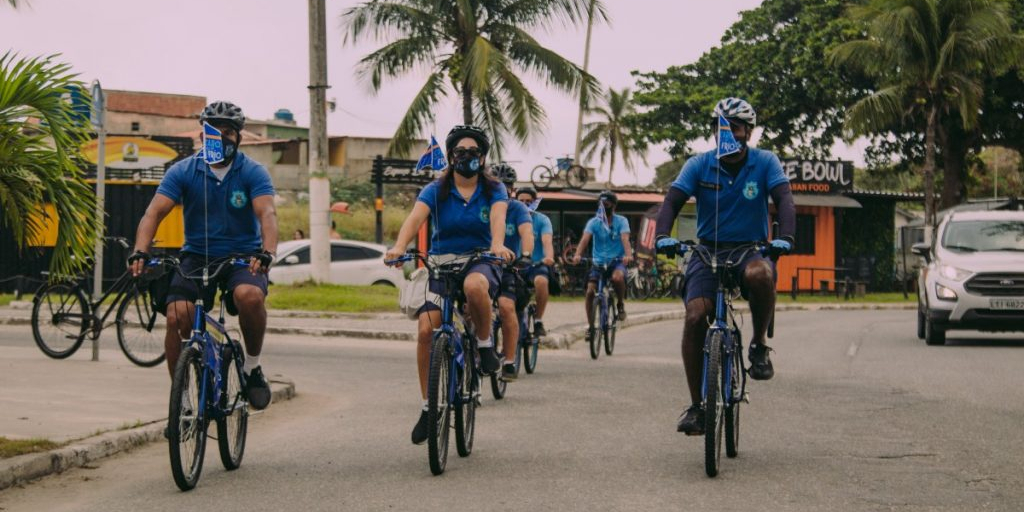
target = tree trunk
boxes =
[939,123,969,209]
[461,79,473,125]
[607,138,617,188]
[923,105,938,241]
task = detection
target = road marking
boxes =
[846,341,860,357]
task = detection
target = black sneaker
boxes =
[411,409,429,445]
[478,346,501,374]
[501,362,518,382]
[533,320,547,337]
[676,404,705,435]
[748,343,775,381]
[246,366,272,410]
[616,303,627,322]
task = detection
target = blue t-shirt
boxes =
[503,199,532,256]
[531,211,554,259]
[416,179,508,255]
[585,214,630,264]
[156,152,275,257]
[671,148,789,242]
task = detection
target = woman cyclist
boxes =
[385,125,514,445]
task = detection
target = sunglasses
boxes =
[451,147,482,159]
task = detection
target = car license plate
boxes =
[990,298,1024,310]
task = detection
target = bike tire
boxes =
[116,287,166,367]
[31,282,89,359]
[565,164,588,188]
[604,305,616,356]
[168,346,208,491]
[588,297,601,360]
[217,342,248,470]
[531,165,554,189]
[523,306,538,374]
[427,333,452,475]
[489,320,507,399]
[455,333,477,458]
[704,330,725,478]
[724,338,741,459]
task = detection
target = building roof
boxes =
[106,90,206,118]
[847,189,925,201]
[536,190,666,203]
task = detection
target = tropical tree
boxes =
[342,0,605,158]
[579,87,647,185]
[829,0,1023,230]
[0,52,100,276]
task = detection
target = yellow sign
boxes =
[81,137,178,170]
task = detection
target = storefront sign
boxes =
[782,160,853,195]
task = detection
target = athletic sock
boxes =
[477,337,493,348]
[243,354,261,374]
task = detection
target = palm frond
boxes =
[845,85,909,136]
[356,35,439,91]
[387,71,447,156]
[341,1,437,45]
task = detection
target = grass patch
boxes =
[0,437,61,459]
[267,282,398,313]
[778,292,915,304]
[277,202,407,245]
[0,294,13,307]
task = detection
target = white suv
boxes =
[913,210,1024,345]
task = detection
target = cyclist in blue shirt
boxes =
[515,187,555,337]
[128,101,276,411]
[492,164,534,382]
[654,98,796,435]
[572,190,634,344]
[385,125,514,445]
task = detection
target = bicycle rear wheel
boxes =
[523,306,538,374]
[724,337,742,458]
[455,334,478,458]
[427,334,452,475]
[116,287,166,367]
[704,330,725,478]
[489,320,507,399]
[217,342,248,470]
[168,346,207,491]
[531,165,555,189]
[565,164,588,188]
[588,297,601,360]
[31,282,89,359]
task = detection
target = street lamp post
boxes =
[90,80,106,362]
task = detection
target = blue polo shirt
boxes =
[417,179,508,255]
[503,199,532,256]
[531,211,553,259]
[156,152,275,257]
[585,214,630,264]
[671,148,789,242]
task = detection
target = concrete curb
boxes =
[0,379,296,491]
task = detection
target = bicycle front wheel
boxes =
[704,330,725,478]
[31,282,89,359]
[531,165,554,189]
[489,320,507,400]
[565,164,588,188]
[455,335,477,458]
[724,338,742,458]
[168,346,208,491]
[217,342,248,470]
[427,334,453,475]
[588,297,601,360]
[604,305,617,356]
[116,287,166,367]
[523,306,538,374]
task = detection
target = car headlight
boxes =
[935,283,958,301]
[938,265,970,281]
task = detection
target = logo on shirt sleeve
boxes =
[230,190,248,208]
[743,181,759,200]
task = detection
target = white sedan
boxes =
[269,239,405,287]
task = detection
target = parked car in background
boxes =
[269,239,405,287]
[913,210,1024,345]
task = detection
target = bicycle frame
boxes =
[697,249,749,411]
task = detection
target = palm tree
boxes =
[579,87,647,185]
[342,0,605,158]
[0,52,100,277]
[829,0,1023,233]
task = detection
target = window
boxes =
[131,121,140,131]
[793,214,816,255]
[331,244,371,262]
[282,247,310,265]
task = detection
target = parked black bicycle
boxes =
[30,237,169,367]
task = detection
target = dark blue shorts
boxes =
[166,253,269,307]
[418,262,501,315]
[682,246,774,304]
[524,264,550,282]
[587,262,627,283]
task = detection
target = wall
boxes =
[775,205,837,292]
[105,111,198,137]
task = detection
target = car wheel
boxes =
[924,315,946,346]
[372,280,396,287]
[916,304,926,340]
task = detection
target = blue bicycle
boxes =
[167,254,261,491]
[671,241,776,477]
[386,250,502,475]
[489,263,540,399]
[583,258,622,360]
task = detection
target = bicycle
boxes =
[489,264,541,399]
[385,249,502,475]
[167,254,258,491]
[530,155,588,189]
[669,241,777,478]
[30,236,167,367]
[581,257,622,359]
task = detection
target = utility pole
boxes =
[308,0,330,282]
[573,0,596,172]
[90,80,106,362]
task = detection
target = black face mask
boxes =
[453,156,482,178]
[223,139,238,164]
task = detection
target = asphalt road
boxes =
[1,309,1023,511]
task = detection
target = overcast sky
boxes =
[5,0,864,184]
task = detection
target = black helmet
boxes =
[445,124,490,156]
[517,186,538,199]
[492,163,517,185]
[598,190,618,204]
[200,101,245,130]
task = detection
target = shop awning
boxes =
[537,190,667,203]
[793,194,862,208]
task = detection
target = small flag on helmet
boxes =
[716,114,743,160]
[415,136,447,173]
[595,198,610,231]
